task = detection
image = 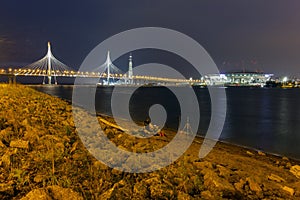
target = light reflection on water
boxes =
[31,85,300,159]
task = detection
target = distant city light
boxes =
[283,77,288,82]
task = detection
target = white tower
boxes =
[47,42,52,84]
[106,51,112,85]
[128,53,133,83]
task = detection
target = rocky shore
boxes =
[1,84,300,199]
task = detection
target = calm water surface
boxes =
[30,85,300,159]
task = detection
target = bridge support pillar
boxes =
[48,76,52,85]
[8,77,12,85]
[8,75,16,85]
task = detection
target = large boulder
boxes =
[20,189,50,200]
[246,177,262,193]
[267,174,286,183]
[290,165,300,178]
[20,186,83,200]
[282,186,294,196]
[10,139,29,149]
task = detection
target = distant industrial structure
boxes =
[204,72,273,87]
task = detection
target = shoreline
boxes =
[1,84,300,199]
[98,112,300,162]
[28,85,296,162]
[98,112,300,168]
[39,83,300,161]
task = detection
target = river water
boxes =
[30,85,300,159]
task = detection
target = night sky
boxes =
[0,0,300,77]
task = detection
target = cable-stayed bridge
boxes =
[0,42,202,85]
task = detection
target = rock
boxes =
[246,151,254,156]
[1,151,11,167]
[201,190,213,199]
[99,184,118,200]
[246,177,262,193]
[21,186,83,200]
[93,160,109,170]
[55,142,65,155]
[290,165,300,178]
[202,168,235,192]
[133,182,148,198]
[21,118,30,127]
[144,176,161,185]
[72,153,82,160]
[0,128,13,144]
[33,175,44,183]
[111,168,122,175]
[23,130,39,143]
[234,179,246,193]
[141,176,175,199]
[182,179,194,194]
[217,164,231,178]
[282,186,294,196]
[0,140,6,148]
[10,139,29,149]
[257,151,266,156]
[0,182,14,195]
[20,189,50,200]
[149,183,175,199]
[282,156,289,161]
[267,174,286,183]
[70,141,79,153]
[47,185,84,200]
[194,161,213,169]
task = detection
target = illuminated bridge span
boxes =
[1,42,203,85]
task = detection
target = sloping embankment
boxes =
[0,84,300,199]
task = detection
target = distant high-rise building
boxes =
[128,53,133,79]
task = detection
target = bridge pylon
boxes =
[47,42,53,85]
[18,41,72,85]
